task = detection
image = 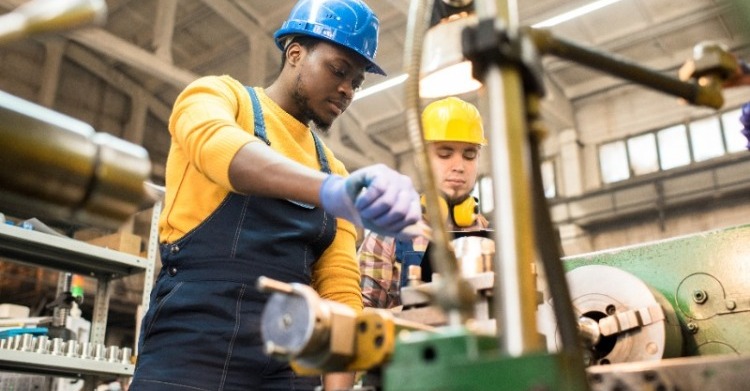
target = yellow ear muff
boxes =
[421,194,478,228]
[421,194,450,223]
[451,196,478,228]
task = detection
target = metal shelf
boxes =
[0,202,162,389]
[0,223,147,278]
[0,349,133,377]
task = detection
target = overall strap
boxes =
[245,86,330,174]
[311,131,331,174]
[245,86,270,145]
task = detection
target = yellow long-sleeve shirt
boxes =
[159,75,362,311]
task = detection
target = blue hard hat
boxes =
[274,0,386,76]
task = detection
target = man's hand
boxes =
[740,102,750,150]
[320,164,421,236]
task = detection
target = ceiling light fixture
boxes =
[531,0,624,28]
[352,0,624,101]
[353,73,409,101]
[419,13,482,98]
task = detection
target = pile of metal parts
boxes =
[0,335,133,364]
[0,332,136,381]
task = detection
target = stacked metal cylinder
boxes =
[0,335,133,364]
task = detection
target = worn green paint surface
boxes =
[384,327,589,391]
[384,225,750,390]
[563,224,750,356]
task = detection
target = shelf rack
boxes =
[0,202,161,384]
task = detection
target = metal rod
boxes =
[256,276,295,295]
[527,28,724,109]
[527,100,587,367]
[478,0,544,356]
[392,317,437,333]
[0,90,152,229]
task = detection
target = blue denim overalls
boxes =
[131,87,335,391]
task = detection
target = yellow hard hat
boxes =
[422,97,486,145]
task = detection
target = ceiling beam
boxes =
[545,4,732,73]
[38,39,66,108]
[66,28,199,88]
[364,109,406,136]
[199,0,270,84]
[541,3,737,102]
[383,0,409,15]
[322,123,376,170]
[197,0,261,36]
[123,90,149,144]
[153,0,178,62]
[227,0,265,27]
[339,113,396,167]
[65,44,173,123]
[0,0,197,88]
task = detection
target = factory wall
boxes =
[548,83,750,256]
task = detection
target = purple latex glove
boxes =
[741,102,750,150]
[320,164,421,237]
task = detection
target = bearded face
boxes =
[288,41,367,131]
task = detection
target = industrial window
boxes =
[597,105,747,185]
[599,140,630,184]
[541,159,557,198]
[657,124,690,170]
[478,176,494,214]
[627,133,659,175]
[689,116,724,162]
[721,107,747,153]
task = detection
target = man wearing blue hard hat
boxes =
[130,0,420,390]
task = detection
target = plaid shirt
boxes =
[357,215,489,309]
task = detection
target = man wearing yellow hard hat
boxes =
[358,96,490,309]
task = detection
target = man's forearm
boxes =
[323,371,356,390]
[228,141,327,204]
